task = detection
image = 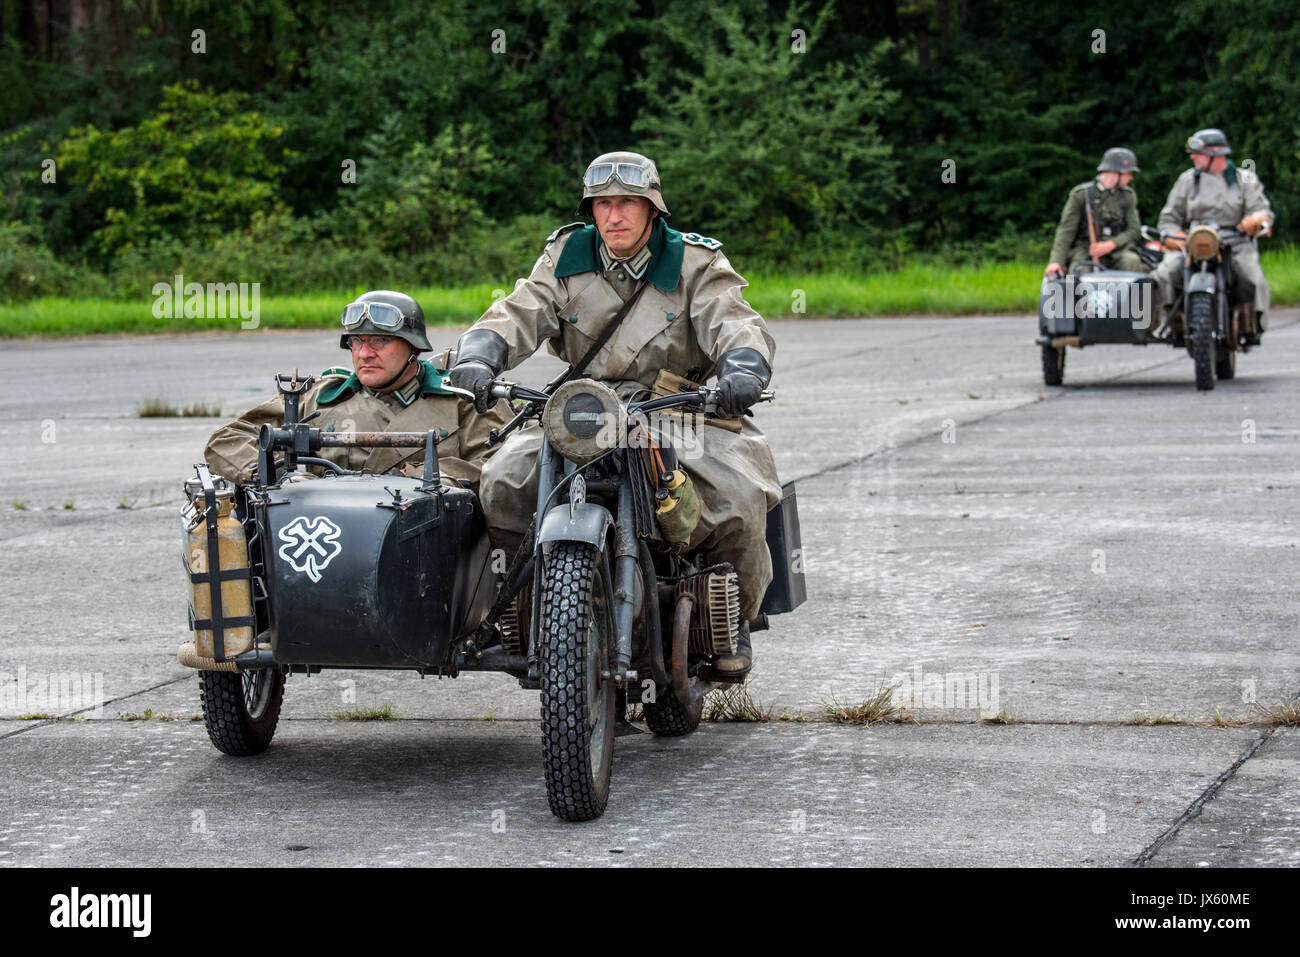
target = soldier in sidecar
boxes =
[205,289,508,490]
[1044,148,1145,278]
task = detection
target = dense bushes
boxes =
[3,0,1297,303]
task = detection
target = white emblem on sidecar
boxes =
[277,516,343,583]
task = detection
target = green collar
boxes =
[316,360,454,406]
[553,219,684,292]
[1224,159,1238,185]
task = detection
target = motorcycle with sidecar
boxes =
[1035,223,1264,390]
[179,371,805,821]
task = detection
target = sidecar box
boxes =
[1039,272,1157,344]
[257,476,496,669]
[760,481,806,615]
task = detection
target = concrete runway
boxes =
[1,312,1296,866]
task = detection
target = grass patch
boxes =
[11,713,57,720]
[136,397,222,418]
[821,683,918,726]
[977,709,1020,725]
[10,500,27,510]
[1126,711,1180,726]
[702,684,772,722]
[62,501,75,510]
[1209,698,1300,727]
[326,703,399,721]
[116,709,185,721]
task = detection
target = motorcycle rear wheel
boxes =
[1215,343,1237,380]
[1188,293,1216,391]
[1041,344,1065,386]
[643,683,704,736]
[199,668,284,756]
[540,541,616,822]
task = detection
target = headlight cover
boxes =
[1188,224,1220,261]
[542,379,626,464]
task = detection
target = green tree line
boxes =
[2,0,1296,302]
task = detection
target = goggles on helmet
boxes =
[583,162,657,192]
[341,301,413,331]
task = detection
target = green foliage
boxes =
[318,122,495,258]
[56,83,289,261]
[0,222,80,301]
[636,4,900,268]
[4,0,1300,301]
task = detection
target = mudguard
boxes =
[1187,271,1218,295]
[538,502,613,550]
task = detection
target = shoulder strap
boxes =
[550,281,649,390]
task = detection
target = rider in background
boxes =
[1152,128,1274,343]
[1044,147,1143,279]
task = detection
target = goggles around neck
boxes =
[583,162,658,192]
[341,301,413,332]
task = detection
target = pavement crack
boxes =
[0,673,193,741]
[1131,727,1274,867]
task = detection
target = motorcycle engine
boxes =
[675,569,741,655]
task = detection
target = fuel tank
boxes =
[257,476,495,668]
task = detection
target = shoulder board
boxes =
[546,222,586,244]
[679,232,724,251]
[319,367,351,379]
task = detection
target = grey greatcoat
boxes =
[469,220,782,620]
[1153,164,1274,326]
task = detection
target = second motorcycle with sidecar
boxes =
[1036,223,1266,390]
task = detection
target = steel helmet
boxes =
[338,290,432,352]
[1097,147,1139,173]
[578,151,670,218]
[1185,128,1232,155]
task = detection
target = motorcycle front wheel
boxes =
[1188,293,1216,391]
[539,541,616,821]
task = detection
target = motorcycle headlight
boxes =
[1188,225,1220,261]
[542,380,626,464]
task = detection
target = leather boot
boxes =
[711,620,752,678]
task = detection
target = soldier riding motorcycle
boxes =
[1150,128,1274,389]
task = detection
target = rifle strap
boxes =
[1086,182,1126,237]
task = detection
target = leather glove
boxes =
[449,328,509,412]
[1239,211,1272,237]
[448,360,497,412]
[716,372,763,416]
[714,348,771,417]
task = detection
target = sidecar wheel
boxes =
[199,668,284,756]
[643,686,704,737]
[1041,344,1065,386]
[540,541,616,821]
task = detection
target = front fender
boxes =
[1186,271,1218,296]
[538,501,613,550]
